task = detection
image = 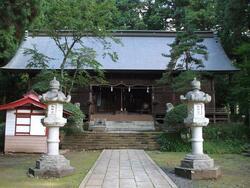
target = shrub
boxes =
[157,123,250,154]
[63,103,85,135]
[204,123,250,140]
[204,140,245,154]
[157,132,190,152]
[164,104,187,129]
[159,104,190,152]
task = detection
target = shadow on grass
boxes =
[0,151,100,188]
[147,151,250,188]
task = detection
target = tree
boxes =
[215,0,249,56]
[214,0,249,122]
[0,0,41,107]
[114,0,146,29]
[159,0,209,90]
[166,30,208,72]
[28,0,119,94]
[142,0,172,30]
[231,43,250,125]
[0,0,40,65]
[185,0,215,31]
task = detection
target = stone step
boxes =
[61,132,161,150]
[90,120,155,132]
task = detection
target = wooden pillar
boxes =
[211,76,216,123]
[152,86,155,115]
[120,88,123,111]
[88,85,93,119]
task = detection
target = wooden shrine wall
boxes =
[70,72,215,116]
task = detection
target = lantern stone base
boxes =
[29,154,74,178]
[175,166,221,180]
[175,154,221,180]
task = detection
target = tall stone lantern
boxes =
[29,77,74,178]
[175,78,221,180]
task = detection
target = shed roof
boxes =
[2,30,238,72]
[0,91,46,110]
[0,91,71,115]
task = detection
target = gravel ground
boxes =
[162,167,193,188]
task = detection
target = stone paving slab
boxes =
[79,149,177,188]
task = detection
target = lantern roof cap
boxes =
[50,77,60,90]
[180,78,211,103]
[40,78,71,103]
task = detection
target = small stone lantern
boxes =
[175,78,221,180]
[29,77,74,178]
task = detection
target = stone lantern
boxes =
[29,77,74,178]
[175,78,221,180]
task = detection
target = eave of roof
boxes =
[1,30,238,72]
[0,96,46,110]
[29,30,215,38]
[0,92,72,116]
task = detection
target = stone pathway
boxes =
[79,149,177,188]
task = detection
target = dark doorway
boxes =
[92,85,152,114]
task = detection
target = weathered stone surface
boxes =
[180,156,214,169]
[40,77,71,103]
[175,166,222,180]
[28,78,74,178]
[29,155,74,178]
[175,78,221,180]
[79,149,177,188]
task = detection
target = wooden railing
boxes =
[153,107,230,125]
[206,108,230,123]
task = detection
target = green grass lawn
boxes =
[147,151,250,188]
[0,150,100,188]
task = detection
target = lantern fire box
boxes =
[0,91,70,153]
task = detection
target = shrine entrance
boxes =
[91,84,152,115]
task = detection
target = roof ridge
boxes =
[27,30,214,38]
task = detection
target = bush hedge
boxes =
[63,103,85,135]
[164,104,187,129]
[157,132,191,152]
[203,123,250,140]
[157,123,250,154]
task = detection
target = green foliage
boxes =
[158,70,200,94]
[24,45,52,69]
[158,123,250,154]
[159,0,210,88]
[172,71,200,93]
[32,0,118,32]
[184,0,215,31]
[213,1,249,124]
[0,27,17,62]
[63,102,85,135]
[204,123,250,140]
[142,0,172,30]
[231,42,250,125]
[0,1,41,108]
[215,0,249,56]
[164,104,187,128]
[0,71,30,104]
[114,0,146,29]
[157,132,191,152]
[30,70,59,93]
[27,0,119,94]
[0,0,40,64]
[214,74,231,107]
[204,140,245,154]
[165,30,208,71]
